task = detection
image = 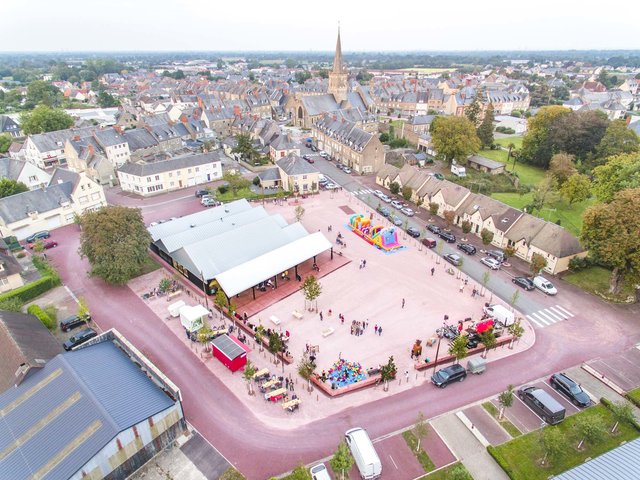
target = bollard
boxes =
[317,394,319,402]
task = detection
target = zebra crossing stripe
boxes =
[554,305,574,317]
[526,315,545,328]
[530,312,551,326]
[548,306,569,319]
[536,310,560,323]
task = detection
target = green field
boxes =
[563,266,636,303]
[494,136,524,150]
[489,404,640,480]
[478,149,545,187]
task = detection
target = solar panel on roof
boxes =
[211,334,246,360]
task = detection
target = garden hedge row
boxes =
[26,304,56,330]
[486,445,515,479]
[0,276,60,304]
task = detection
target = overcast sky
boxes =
[3,0,637,52]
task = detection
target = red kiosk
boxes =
[210,334,250,372]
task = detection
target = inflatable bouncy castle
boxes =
[348,213,404,253]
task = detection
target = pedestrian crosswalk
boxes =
[526,305,575,328]
[353,188,375,196]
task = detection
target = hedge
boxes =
[27,304,56,330]
[0,276,60,304]
[486,445,516,479]
[600,397,640,431]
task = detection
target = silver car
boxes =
[480,257,501,270]
[391,200,403,209]
[401,207,415,216]
[390,215,403,226]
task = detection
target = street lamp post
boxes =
[432,336,442,375]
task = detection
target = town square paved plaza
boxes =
[130,190,535,428]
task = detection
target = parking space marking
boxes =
[513,394,547,427]
[388,454,399,469]
[541,380,581,413]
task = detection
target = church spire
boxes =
[333,26,344,74]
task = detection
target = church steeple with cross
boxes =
[328,26,348,103]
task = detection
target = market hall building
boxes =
[148,199,333,301]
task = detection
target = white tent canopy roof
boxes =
[216,232,332,297]
[179,304,209,321]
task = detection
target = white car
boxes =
[319,151,329,158]
[533,276,557,295]
[374,189,384,198]
[309,463,331,480]
[480,257,501,270]
[391,200,403,209]
[324,183,339,190]
[343,167,352,174]
[380,194,392,203]
[401,207,415,216]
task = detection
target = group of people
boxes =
[324,358,366,388]
[350,320,368,336]
[358,259,367,269]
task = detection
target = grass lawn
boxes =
[627,387,640,408]
[494,136,524,150]
[490,192,594,237]
[136,256,161,277]
[563,266,637,303]
[489,404,640,480]
[402,430,436,473]
[482,402,522,438]
[391,119,405,130]
[478,149,546,187]
[419,462,472,479]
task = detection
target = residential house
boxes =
[312,114,384,174]
[64,136,116,186]
[375,164,400,189]
[0,115,21,138]
[117,152,223,197]
[269,133,300,160]
[454,193,523,246]
[276,153,320,194]
[0,170,106,240]
[0,251,25,294]
[467,155,506,175]
[0,158,51,190]
[23,127,93,169]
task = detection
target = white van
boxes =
[533,276,558,295]
[482,304,515,327]
[451,163,466,177]
[345,427,382,479]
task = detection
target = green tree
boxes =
[525,176,559,214]
[592,152,640,202]
[26,80,62,107]
[431,116,480,166]
[297,351,316,391]
[232,133,259,161]
[267,331,283,365]
[539,428,568,466]
[0,178,28,198]
[429,202,439,216]
[330,441,354,480]
[20,105,74,134]
[530,252,548,276]
[295,71,311,84]
[287,464,312,480]
[401,186,412,201]
[461,220,471,234]
[448,335,469,364]
[574,415,606,448]
[413,411,429,452]
[0,133,11,154]
[609,400,635,433]
[560,173,591,204]
[389,181,400,195]
[477,103,495,148]
[31,239,45,254]
[379,132,390,143]
[78,206,152,285]
[498,384,515,420]
[520,105,570,168]
[98,90,119,108]
[380,355,397,390]
[222,170,251,197]
[443,209,455,227]
[548,152,577,186]
[480,228,494,245]
[548,110,609,161]
[242,358,257,395]
[301,274,322,311]
[214,289,228,315]
[510,289,520,308]
[582,188,640,294]
[465,93,482,127]
[479,329,497,358]
[317,69,329,79]
[77,296,91,319]
[507,320,525,348]
[294,205,305,221]
[595,119,640,163]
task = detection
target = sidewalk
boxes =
[431,414,509,480]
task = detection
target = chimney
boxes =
[73,135,80,141]
[113,125,124,134]
[88,145,94,156]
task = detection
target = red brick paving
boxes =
[372,435,424,480]
[462,405,511,445]
[422,424,456,467]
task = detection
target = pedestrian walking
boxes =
[459,282,464,293]
[471,287,477,298]
[378,326,383,336]
[341,316,345,325]
[402,298,405,309]
[405,370,409,382]
[374,324,378,334]
[363,259,367,268]
[431,266,435,276]
[319,311,323,321]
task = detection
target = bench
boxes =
[322,327,335,337]
[282,398,301,411]
[166,291,181,301]
[292,310,303,320]
[270,315,281,325]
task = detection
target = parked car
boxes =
[407,226,421,238]
[380,194,392,203]
[427,224,441,235]
[194,189,208,197]
[309,463,331,480]
[429,172,445,180]
[377,206,391,217]
[335,163,344,170]
[63,328,98,351]
[60,314,91,332]
[422,237,437,248]
[390,215,403,226]
[549,373,591,407]
[201,195,213,205]
[29,240,58,250]
[533,276,557,295]
[25,231,50,243]
[319,179,328,187]
[324,183,339,190]
[444,253,462,266]
[401,207,415,216]
[202,198,218,207]
[512,276,535,291]
[487,249,506,263]
[517,386,566,424]
[480,257,501,270]
[310,145,318,152]
[390,200,403,209]
[342,167,352,174]
[431,364,467,388]
[374,190,384,198]
[457,243,476,255]
[319,151,329,158]
[438,231,456,243]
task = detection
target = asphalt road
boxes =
[47,181,640,479]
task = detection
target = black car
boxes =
[512,276,535,291]
[427,224,441,235]
[26,231,50,243]
[60,314,91,332]
[194,189,208,198]
[550,373,591,407]
[431,364,467,388]
[444,253,462,266]
[63,328,98,351]
[310,145,318,152]
[439,231,456,243]
[457,243,476,255]
[407,226,421,238]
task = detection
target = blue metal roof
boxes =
[553,437,640,480]
[0,341,176,480]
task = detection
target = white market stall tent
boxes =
[168,300,186,318]
[179,304,209,332]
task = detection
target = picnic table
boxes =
[265,387,287,401]
[282,398,301,411]
[261,378,281,389]
[253,368,269,380]
[270,315,281,325]
[292,310,303,319]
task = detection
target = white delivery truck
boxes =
[345,428,382,479]
[482,303,515,327]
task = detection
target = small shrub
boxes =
[252,176,260,186]
[16,251,26,259]
[43,305,58,323]
[218,185,229,194]
[0,297,23,312]
[481,228,495,245]
[27,304,56,330]
[569,256,591,272]
[461,220,472,234]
